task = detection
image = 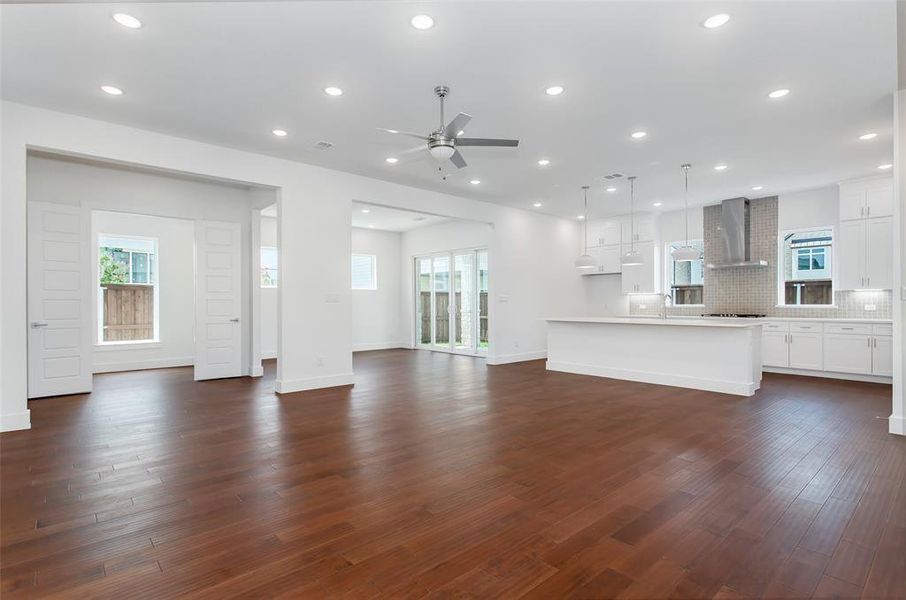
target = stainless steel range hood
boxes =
[706,197,768,269]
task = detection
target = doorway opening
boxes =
[415,249,489,356]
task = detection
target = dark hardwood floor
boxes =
[1,350,904,599]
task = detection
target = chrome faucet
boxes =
[661,293,672,319]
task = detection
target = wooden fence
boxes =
[102,284,154,342]
[419,292,488,346]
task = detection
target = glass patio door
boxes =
[415,249,487,355]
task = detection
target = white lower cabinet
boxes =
[873,336,893,376]
[760,320,892,380]
[762,331,790,367]
[823,334,872,374]
[788,333,823,370]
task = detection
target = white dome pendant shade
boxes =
[672,163,704,263]
[621,176,644,267]
[575,185,596,270]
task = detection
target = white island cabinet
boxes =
[545,317,762,396]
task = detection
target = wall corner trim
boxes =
[275,373,355,394]
[889,415,905,436]
[0,410,32,433]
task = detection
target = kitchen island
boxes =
[546,317,763,396]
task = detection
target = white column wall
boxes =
[0,102,584,430]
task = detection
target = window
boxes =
[780,228,833,305]
[665,240,704,305]
[260,246,278,288]
[351,254,377,290]
[98,235,158,343]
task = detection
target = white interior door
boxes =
[27,202,92,398]
[194,220,242,380]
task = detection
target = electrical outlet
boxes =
[864,304,877,311]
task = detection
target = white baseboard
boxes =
[889,416,905,436]
[275,372,355,394]
[250,364,264,377]
[93,356,193,374]
[486,350,547,365]
[546,360,758,397]
[0,410,31,432]
[352,342,410,352]
[763,366,892,384]
[261,351,277,360]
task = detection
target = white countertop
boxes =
[546,317,761,329]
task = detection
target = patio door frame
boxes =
[414,247,488,356]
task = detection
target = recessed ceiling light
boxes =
[101,85,123,96]
[703,13,730,29]
[272,129,288,137]
[533,202,543,208]
[469,179,481,185]
[112,13,142,29]
[537,159,551,166]
[606,187,617,193]
[877,163,893,170]
[368,224,375,228]
[714,164,728,171]
[361,208,370,214]
[545,86,564,96]
[410,14,434,30]
[653,202,663,207]
[859,132,878,140]
[385,157,399,164]
[577,215,585,220]
[767,88,790,99]
[751,185,763,191]
[631,131,647,139]
[324,86,343,96]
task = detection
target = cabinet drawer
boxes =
[761,321,789,332]
[824,323,872,335]
[789,322,823,333]
[873,324,893,336]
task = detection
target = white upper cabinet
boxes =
[839,176,893,221]
[586,219,622,247]
[621,214,655,244]
[837,219,865,290]
[620,241,658,294]
[865,217,893,290]
[837,216,893,290]
[581,245,622,276]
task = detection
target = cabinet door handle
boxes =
[873,337,877,348]
[867,206,870,217]
[867,337,871,347]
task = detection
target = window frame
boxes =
[777,225,836,308]
[351,253,378,291]
[96,233,160,346]
[663,239,705,307]
[260,245,279,288]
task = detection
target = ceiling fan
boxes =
[377,85,519,169]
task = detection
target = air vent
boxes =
[413,216,427,221]
[313,141,334,150]
[602,173,624,180]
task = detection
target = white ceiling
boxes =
[350,201,448,232]
[1,1,896,219]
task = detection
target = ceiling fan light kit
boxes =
[377,85,519,171]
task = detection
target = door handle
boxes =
[30,322,49,328]
[867,337,871,347]
[229,318,240,323]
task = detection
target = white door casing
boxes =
[27,202,92,398]
[194,221,242,381]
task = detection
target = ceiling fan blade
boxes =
[456,137,519,147]
[388,145,428,162]
[443,113,472,138]
[376,127,428,141]
[449,150,467,169]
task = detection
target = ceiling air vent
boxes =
[313,141,334,150]
[602,173,624,180]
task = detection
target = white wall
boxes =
[778,185,839,230]
[352,227,404,351]
[25,154,257,374]
[91,211,195,372]
[260,215,279,358]
[1,101,585,431]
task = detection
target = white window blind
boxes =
[351,254,377,290]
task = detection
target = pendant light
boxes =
[574,185,596,270]
[621,176,643,266]
[672,163,703,262]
